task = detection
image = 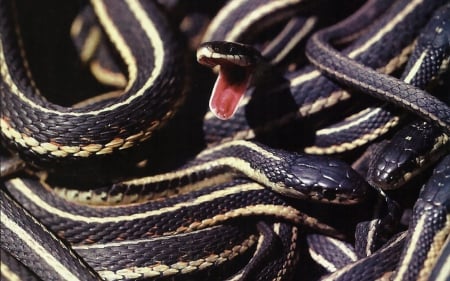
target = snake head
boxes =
[197,41,264,120]
[266,153,369,204]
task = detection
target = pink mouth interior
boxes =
[209,65,251,120]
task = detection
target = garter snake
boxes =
[1,0,449,280]
[0,0,184,165]
[200,0,446,151]
[3,176,322,280]
[197,0,449,185]
[45,140,369,206]
[308,1,450,155]
[303,155,449,281]
[198,1,449,279]
[305,1,450,135]
[367,120,449,189]
[366,3,450,189]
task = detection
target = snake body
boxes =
[366,3,450,189]
[47,140,369,206]
[0,0,449,280]
[4,177,319,280]
[201,0,447,150]
[309,1,450,154]
[305,155,450,281]
[1,190,100,281]
[305,6,450,135]
[0,0,184,164]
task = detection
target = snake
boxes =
[308,1,450,155]
[1,0,449,280]
[302,155,449,281]
[199,0,449,152]
[1,138,370,279]
[305,4,450,134]
[0,0,185,165]
[197,0,450,186]
[366,3,450,189]
[0,1,369,279]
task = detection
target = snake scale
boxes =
[1,0,449,280]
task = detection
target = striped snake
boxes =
[0,0,184,165]
[200,0,450,153]
[1,0,449,280]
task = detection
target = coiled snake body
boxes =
[1,0,449,280]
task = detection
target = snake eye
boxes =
[322,189,337,202]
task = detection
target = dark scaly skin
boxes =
[307,233,357,271]
[0,0,184,165]
[74,223,258,280]
[202,0,436,146]
[0,191,101,281]
[390,155,450,281]
[47,140,369,205]
[320,232,407,281]
[4,178,343,245]
[1,248,41,281]
[108,141,370,204]
[305,0,450,134]
[366,3,450,189]
[367,120,449,189]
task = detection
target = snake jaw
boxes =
[209,64,252,120]
[197,41,263,120]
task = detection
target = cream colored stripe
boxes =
[89,61,127,88]
[225,0,303,42]
[327,237,357,261]
[79,26,101,62]
[1,211,82,281]
[9,178,264,223]
[270,17,317,64]
[403,50,427,83]
[273,222,281,235]
[290,69,321,87]
[72,226,219,250]
[392,214,427,281]
[429,239,449,281]
[348,0,423,58]
[417,216,450,281]
[309,248,338,272]
[316,108,382,135]
[432,258,450,281]
[1,262,22,281]
[366,220,379,256]
[122,160,234,186]
[196,140,281,160]
[70,16,83,38]
[227,272,244,281]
